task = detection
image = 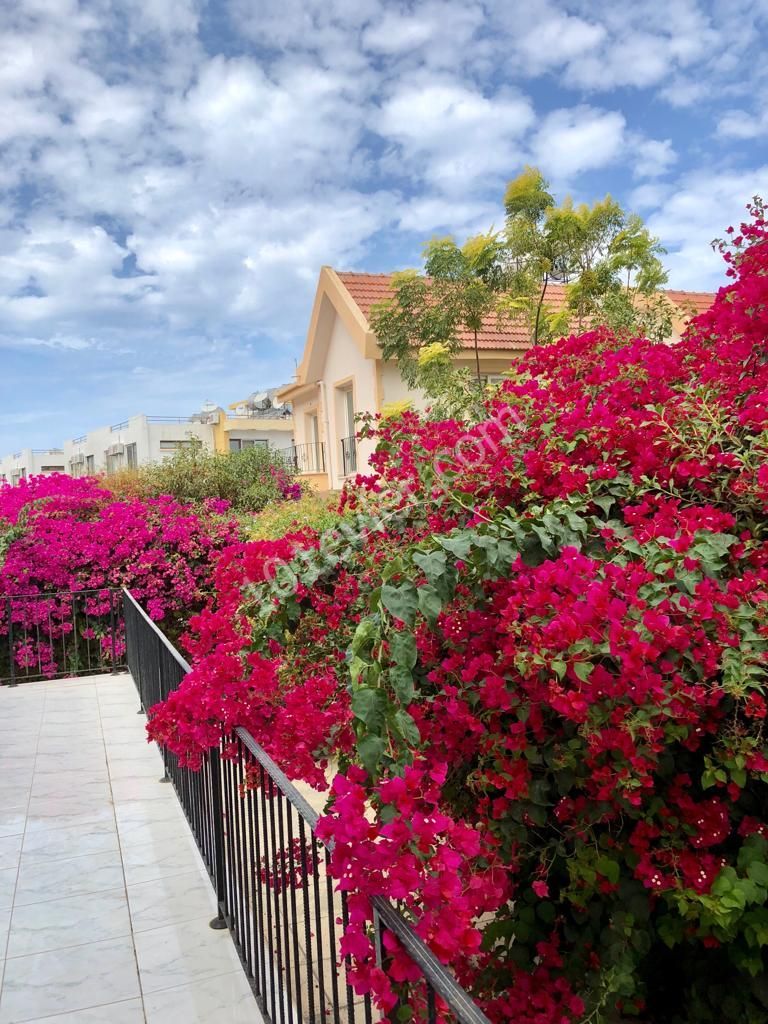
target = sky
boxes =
[1,0,767,453]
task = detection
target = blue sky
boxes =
[1,0,767,453]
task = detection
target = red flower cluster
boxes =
[149,202,768,1022]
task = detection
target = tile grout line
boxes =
[99,678,150,1024]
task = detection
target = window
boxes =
[106,451,124,474]
[229,438,269,452]
[85,455,95,474]
[126,443,138,468]
[41,465,64,473]
[159,440,185,451]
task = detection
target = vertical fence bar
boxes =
[6,596,16,687]
[209,745,228,931]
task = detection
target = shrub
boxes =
[247,493,344,540]
[0,474,238,676]
[104,439,303,513]
[148,202,768,1023]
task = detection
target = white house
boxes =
[278,267,716,492]
[0,449,66,485]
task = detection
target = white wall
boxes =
[0,449,65,483]
[320,315,378,486]
[64,416,214,476]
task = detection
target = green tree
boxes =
[503,168,670,343]
[371,167,671,413]
[372,232,505,389]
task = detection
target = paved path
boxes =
[0,673,264,1024]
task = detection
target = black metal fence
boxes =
[0,589,124,685]
[280,442,327,475]
[124,588,491,1024]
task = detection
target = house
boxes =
[0,449,65,484]
[210,388,294,454]
[277,267,715,491]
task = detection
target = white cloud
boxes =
[717,109,767,139]
[378,77,534,192]
[532,106,626,179]
[646,166,768,289]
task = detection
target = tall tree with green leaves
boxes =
[503,167,671,342]
[371,231,506,395]
[372,167,672,416]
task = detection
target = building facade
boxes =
[278,268,716,492]
[0,449,66,484]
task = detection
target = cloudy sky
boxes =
[1,0,767,453]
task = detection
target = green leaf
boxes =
[597,856,621,885]
[574,662,593,682]
[351,687,388,730]
[393,709,421,747]
[417,585,443,623]
[381,582,419,626]
[390,631,417,670]
[412,550,447,585]
[358,735,386,776]
[389,665,415,704]
[440,533,473,560]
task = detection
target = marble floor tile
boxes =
[0,906,10,955]
[115,815,196,851]
[134,918,243,994]
[0,837,22,874]
[107,757,165,781]
[0,808,27,842]
[0,870,17,911]
[114,799,185,831]
[24,798,115,835]
[21,997,145,1024]
[127,869,216,933]
[143,970,264,1024]
[104,742,163,763]
[109,778,177,803]
[29,778,112,802]
[14,851,125,906]
[7,889,131,959]
[21,821,118,865]
[0,935,140,1023]
[120,833,205,886]
[28,752,108,775]
[0,787,31,812]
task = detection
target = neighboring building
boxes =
[63,415,217,476]
[0,449,66,484]
[278,267,716,491]
[210,389,294,455]
[1,391,294,482]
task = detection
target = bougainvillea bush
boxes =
[149,203,768,1023]
[0,474,237,677]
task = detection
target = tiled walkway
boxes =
[0,673,264,1024]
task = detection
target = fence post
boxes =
[209,744,228,930]
[6,597,16,688]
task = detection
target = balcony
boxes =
[340,435,357,476]
[280,442,326,475]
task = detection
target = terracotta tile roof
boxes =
[335,271,716,352]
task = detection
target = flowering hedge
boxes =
[0,474,237,677]
[149,204,768,1023]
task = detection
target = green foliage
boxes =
[106,438,301,514]
[247,493,344,540]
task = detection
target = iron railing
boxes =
[280,442,326,475]
[124,589,491,1024]
[341,436,357,476]
[0,588,124,685]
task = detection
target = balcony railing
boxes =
[341,436,357,476]
[124,590,491,1024]
[280,442,326,475]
